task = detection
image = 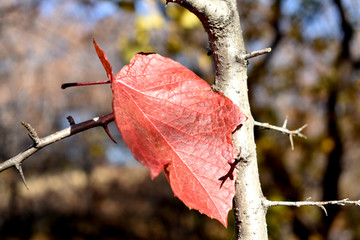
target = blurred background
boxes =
[0,0,359,239]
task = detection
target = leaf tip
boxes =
[92,39,114,82]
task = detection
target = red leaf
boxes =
[94,41,247,226]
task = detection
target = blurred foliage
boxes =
[0,0,360,239]
[117,1,135,12]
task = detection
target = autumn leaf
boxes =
[93,40,247,226]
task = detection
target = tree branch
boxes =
[0,113,115,177]
[264,198,360,216]
[254,117,307,150]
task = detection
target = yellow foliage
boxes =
[119,38,154,63]
[321,137,335,153]
[179,10,201,29]
[118,14,162,62]
[118,1,135,12]
[198,53,212,70]
[165,5,201,29]
[165,4,182,19]
[135,14,164,31]
[89,144,105,158]
[308,234,323,240]
[166,34,183,54]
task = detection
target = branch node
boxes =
[67,116,76,126]
[21,121,40,145]
[243,48,272,60]
[15,164,29,190]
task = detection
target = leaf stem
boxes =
[61,80,110,89]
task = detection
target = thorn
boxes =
[291,124,308,140]
[67,116,76,126]
[289,134,294,150]
[15,164,29,190]
[320,205,328,216]
[282,116,288,129]
[103,124,117,144]
[297,124,308,138]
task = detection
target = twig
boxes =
[264,198,360,216]
[21,121,40,145]
[243,48,272,60]
[254,117,307,150]
[0,113,115,179]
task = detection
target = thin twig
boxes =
[0,113,115,175]
[243,48,272,60]
[254,118,307,150]
[21,121,40,145]
[264,198,360,216]
[67,116,76,126]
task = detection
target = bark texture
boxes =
[168,0,268,239]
